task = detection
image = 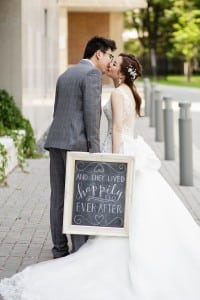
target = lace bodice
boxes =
[103,86,136,136]
[101,86,161,171]
[101,86,136,153]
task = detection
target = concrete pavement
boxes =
[0,85,200,296]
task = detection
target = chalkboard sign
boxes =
[63,152,135,236]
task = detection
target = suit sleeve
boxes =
[83,68,102,153]
[53,79,59,119]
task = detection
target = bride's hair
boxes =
[119,53,143,117]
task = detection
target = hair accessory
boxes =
[127,65,137,81]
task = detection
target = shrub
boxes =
[0,89,36,158]
[0,89,36,183]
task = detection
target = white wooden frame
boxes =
[63,151,135,237]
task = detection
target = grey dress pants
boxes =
[49,148,88,258]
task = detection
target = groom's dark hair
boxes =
[83,36,116,59]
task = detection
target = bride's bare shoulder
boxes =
[111,87,123,97]
[111,87,123,104]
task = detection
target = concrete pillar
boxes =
[163,96,175,160]
[179,102,193,186]
[59,6,68,73]
[149,82,156,127]
[144,78,151,116]
[155,89,164,142]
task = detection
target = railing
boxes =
[143,78,193,186]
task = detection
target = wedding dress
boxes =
[1,86,200,300]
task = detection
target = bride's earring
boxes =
[118,77,122,85]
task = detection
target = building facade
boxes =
[0,0,146,140]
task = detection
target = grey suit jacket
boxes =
[44,60,102,153]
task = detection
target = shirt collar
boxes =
[82,59,95,66]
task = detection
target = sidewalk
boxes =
[0,89,200,292]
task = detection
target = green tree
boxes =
[166,1,200,81]
[124,0,174,77]
[124,0,200,78]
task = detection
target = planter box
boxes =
[0,130,25,176]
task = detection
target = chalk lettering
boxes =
[76,173,88,181]
[76,202,123,215]
[91,174,104,182]
[72,160,127,228]
[107,175,125,183]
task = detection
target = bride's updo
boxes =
[119,53,142,116]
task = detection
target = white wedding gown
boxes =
[1,86,200,300]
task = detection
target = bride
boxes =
[1,53,200,300]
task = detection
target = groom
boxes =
[44,36,117,258]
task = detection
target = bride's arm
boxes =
[111,90,123,153]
